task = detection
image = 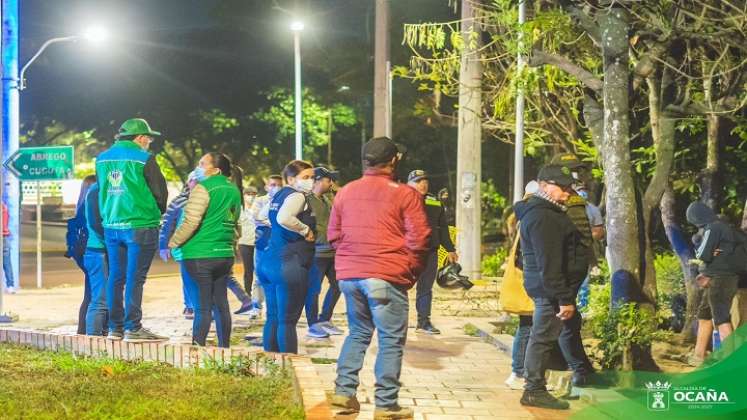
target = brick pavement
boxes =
[299,316,583,420]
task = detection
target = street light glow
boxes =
[82,26,109,45]
[290,21,305,32]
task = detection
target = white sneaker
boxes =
[247,307,262,320]
[4,286,17,294]
[504,372,526,390]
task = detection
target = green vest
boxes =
[177,175,241,260]
[565,194,595,264]
[96,141,161,229]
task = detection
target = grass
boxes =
[463,324,481,337]
[0,344,304,420]
[310,357,337,365]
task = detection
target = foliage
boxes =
[586,283,673,369]
[481,179,508,237]
[0,344,303,419]
[654,252,685,303]
[463,324,480,337]
[481,246,508,277]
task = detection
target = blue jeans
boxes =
[511,315,532,376]
[335,278,409,408]
[227,275,252,305]
[577,275,590,309]
[260,243,313,354]
[180,261,195,310]
[305,256,340,325]
[3,237,14,288]
[104,228,158,332]
[85,248,109,336]
[72,253,91,335]
[415,250,438,323]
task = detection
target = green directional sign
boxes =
[3,146,75,181]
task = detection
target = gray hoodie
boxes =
[686,202,742,276]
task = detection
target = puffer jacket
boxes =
[328,168,431,288]
[514,195,588,306]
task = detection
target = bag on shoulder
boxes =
[498,229,534,315]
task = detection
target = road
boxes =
[14,223,179,289]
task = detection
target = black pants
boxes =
[73,253,91,335]
[238,244,255,296]
[415,250,439,323]
[524,297,591,391]
[185,257,234,348]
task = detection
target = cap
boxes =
[524,180,539,195]
[550,153,586,169]
[116,118,161,139]
[407,169,428,183]
[243,186,258,195]
[362,137,406,166]
[537,165,574,188]
[313,166,339,181]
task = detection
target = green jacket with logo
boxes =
[95,141,168,229]
[169,175,241,260]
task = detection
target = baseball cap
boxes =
[362,136,406,166]
[407,169,428,183]
[537,165,574,188]
[314,166,339,181]
[116,118,161,139]
[550,153,586,169]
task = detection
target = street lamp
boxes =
[19,25,110,90]
[290,21,304,160]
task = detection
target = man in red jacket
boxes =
[328,137,431,419]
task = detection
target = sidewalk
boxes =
[1,276,584,419]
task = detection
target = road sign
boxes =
[3,145,74,181]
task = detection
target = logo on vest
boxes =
[108,170,125,195]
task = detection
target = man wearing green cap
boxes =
[96,118,168,342]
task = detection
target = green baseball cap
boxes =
[116,118,161,139]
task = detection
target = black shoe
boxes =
[571,372,588,388]
[234,301,253,315]
[416,320,441,335]
[183,308,194,320]
[520,390,570,410]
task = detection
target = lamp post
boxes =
[1,21,108,306]
[290,21,304,160]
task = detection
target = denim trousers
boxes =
[180,261,195,310]
[184,257,234,348]
[104,227,158,332]
[84,248,109,336]
[304,255,341,326]
[335,278,409,408]
[3,237,14,288]
[511,315,533,376]
[415,250,439,322]
[73,253,91,335]
[261,243,313,354]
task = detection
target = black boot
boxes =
[520,390,570,410]
[416,318,441,335]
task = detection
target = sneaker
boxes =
[416,320,441,335]
[307,323,330,339]
[520,390,570,410]
[504,372,526,390]
[107,330,124,341]
[234,301,253,315]
[124,328,168,343]
[247,307,262,320]
[319,321,344,335]
[329,393,360,414]
[4,286,17,294]
[183,308,194,320]
[373,405,414,419]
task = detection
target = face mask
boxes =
[578,190,589,200]
[296,178,314,193]
[268,185,281,198]
[245,195,255,206]
[193,167,206,181]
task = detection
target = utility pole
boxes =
[373,0,390,138]
[456,0,483,281]
[1,0,20,293]
[513,0,526,203]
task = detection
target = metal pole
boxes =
[513,0,526,204]
[373,0,390,138]
[0,1,4,315]
[293,30,302,160]
[327,111,333,166]
[2,0,20,293]
[35,181,41,288]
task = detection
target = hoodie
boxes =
[514,196,589,306]
[686,202,743,276]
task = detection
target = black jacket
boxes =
[514,196,588,306]
[687,202,742,276]
[424,194,455,252]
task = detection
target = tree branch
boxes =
[529,49,603,92]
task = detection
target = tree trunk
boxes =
[600,7,640,285]
[661,185,699,342]
[698,76,721,211]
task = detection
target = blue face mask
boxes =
[193,167,207,181]
[578,190,589,200]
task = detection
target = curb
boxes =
[0,328,330,419]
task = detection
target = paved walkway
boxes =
[2,275,584,419]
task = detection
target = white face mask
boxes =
[296,178,314,193]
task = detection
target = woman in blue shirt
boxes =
[260,160,316,353]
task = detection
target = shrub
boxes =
[654,252,685,303]
[481,247,508,277]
